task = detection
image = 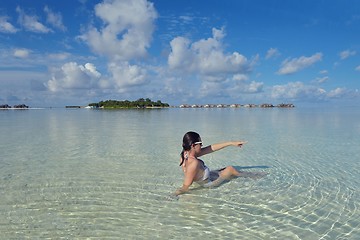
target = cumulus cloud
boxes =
[166,27,258,101]
[245,81,264,93]
[271,82,326,99]
[327,87,347,98]
[168,37,193,70]
[0,16,18,33]
[198,78,263,101]
[271,82,354,101]
[277,53,322,75]
[339,50,356,60]
[265,48,280,59]
[13,48,31,58]
[44,6,66,31]
[198,81,221,97]
[80,0,157,60]
[46,62,102,92]
[236,81,264,94]
[232,74,249,81]
[168,27,251,76]
[16,6,51,33]
[107,61,148,89]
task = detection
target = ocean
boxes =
[0,107,359,239]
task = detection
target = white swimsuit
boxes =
[202,166,210,181]
[195,161,217,187]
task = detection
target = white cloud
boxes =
[168,37,194,70]
[327,87,347,98]
[356,65,360,71]
[107,61,148,89]
[271,81,326,99]
[168,27,251,76]
[85,63,101,78]
[16,6,51,33]
[277,53,322,75]
[166,27,259,101]
[339,50,356,60]
[47,52,70,61]
[44,6,66,31]
[270,82,355,101]
[0,16,18,33]
[315,76,329,84]
[202,75,226,82]
[46,62,102,92]
[179,15,194,24]
[225,79,264,97]
[265,48,280,60]
[160,76,187,98]
[198,81,223,98]
[80,0,157,61]
[13,48,31,58]
[238,81,264,93]
[232,74,249,81]
[198,79,263,101]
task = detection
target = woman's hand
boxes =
[232,141,247,148]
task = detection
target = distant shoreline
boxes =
[0,108,45,110]
[1,104,296,110]
[177,103,295,108]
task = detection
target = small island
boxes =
[88,98,170,109]
[0,104,29,109]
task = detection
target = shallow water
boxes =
[0,107,359,239]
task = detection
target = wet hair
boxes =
[179,131,201,166]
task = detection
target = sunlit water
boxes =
[0,107,359,239]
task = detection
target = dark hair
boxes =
[179,131,201,166]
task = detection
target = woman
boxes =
[174,131,262,196]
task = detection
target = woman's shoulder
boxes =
[186,156,200,165]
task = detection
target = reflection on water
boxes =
[0,108,359,239]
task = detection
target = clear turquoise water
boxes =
[0,107,359,239]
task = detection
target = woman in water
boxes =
[174,131,263,196]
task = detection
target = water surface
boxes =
[0,107,359,239]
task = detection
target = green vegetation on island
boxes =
[88,98,170,109]
[0,104,29,109]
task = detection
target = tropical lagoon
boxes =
[0,106,359,239]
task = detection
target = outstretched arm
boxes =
[199,141,247,157]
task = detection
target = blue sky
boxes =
[0,0,359,107]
